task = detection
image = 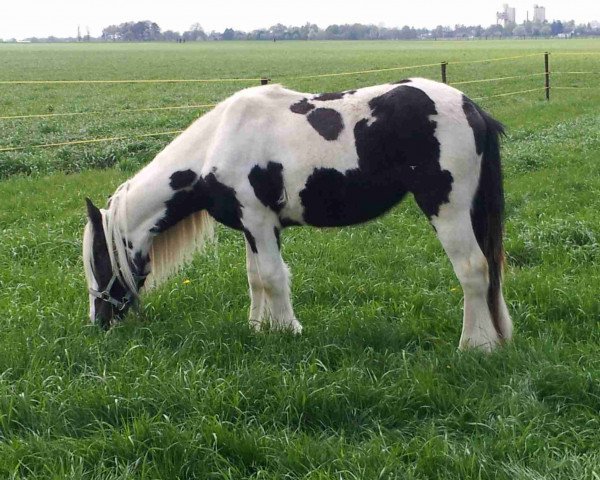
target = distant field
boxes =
[0,40,599,479]
[0,39,599,176]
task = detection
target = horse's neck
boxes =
[121,109,219,254]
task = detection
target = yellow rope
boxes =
[0,78,262,85]
[0,63,442,85]
[0,130,183,153]
[472,88,546,101]
[551,71,600,75]
[0,52,593,87]
[0,53,560,87]
[449,53,544,65]
[0,103,217,121]
[0,63,442,89]
[450,73,546,86]
[286,62,441,80]
[0,51,594,152]
[552,52,600,56]
[552,86,599,90]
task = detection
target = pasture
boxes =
[0,39,599,478]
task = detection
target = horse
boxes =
[83,77,512,351]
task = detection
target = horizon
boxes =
[1,0,598,41]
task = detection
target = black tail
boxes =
[470,106,506,341]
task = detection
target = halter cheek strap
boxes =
[89,273,146,312]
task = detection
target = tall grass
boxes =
[0,39,599,478]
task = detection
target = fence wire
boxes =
[552,52,600,56]
[0,130,183,153]
[0,53,546,86]
[472,88,547,101]
[450,72,546,86]
[0,103,216,121]
[0,78,262,85]
[449,52,544,65]
[552,86,598,90]
[1,50,598,152]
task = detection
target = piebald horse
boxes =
[83,78,512,350]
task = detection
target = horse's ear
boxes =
[85,197,102,228]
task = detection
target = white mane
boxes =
[103,181,215,294]
[146,209,215,290]
[103,182,138,294]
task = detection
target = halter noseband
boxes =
[89,273,146,312]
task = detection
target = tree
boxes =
[325,24,341,39]
[163,30,181,42]
[222,28,235,40]
[399,25,417,39]
[513,25,527,37]
[551,21,564,35]
[540,25,552,37]
[433,25,445,38]
[101,25,120,41]
[183,23,206,41]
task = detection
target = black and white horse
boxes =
[83,78,512,350]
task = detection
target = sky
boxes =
[1,0,598,40]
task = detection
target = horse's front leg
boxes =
[243,222,301,334]
[245,239,267,330]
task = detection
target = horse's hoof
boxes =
[458,336,500,352]
[268,318,302,335]
[249,318,263,332]
[290,319,303,335]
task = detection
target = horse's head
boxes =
[83,198,137,329]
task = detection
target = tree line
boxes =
[93,19,600,41]
[3,19,599,43]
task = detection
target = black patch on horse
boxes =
[307,108,344,141]
[290,98,315,114]
[243,229,258,253]
[462,95,486,155]
[133,251,150,276]
[203,173,243,230]
[345,90,357,95]
[86,199,128,328]
[281,218,301,228]
[86,200,112,286]
[300,85,452,226]
[274,227,281,250]
[313,92,345,101]
[248,162,285,213]
[393,79,412,84]
[152,178,209,233]
[153,172,243,233]
[132,251,150,290]
[170,169,197,190]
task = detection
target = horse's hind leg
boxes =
[415,175,512,350]
[431,208,501,350]
[243,222,301,334]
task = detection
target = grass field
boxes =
[0,39,599,479]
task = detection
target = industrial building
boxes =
[497,4,516,26]
[533,5,546,23]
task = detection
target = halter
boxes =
[89,273,147,311]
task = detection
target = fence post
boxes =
[260,77,271,86]
[441,61,448,84]
[544,52,550,101]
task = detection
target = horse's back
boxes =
[204,79,490,227]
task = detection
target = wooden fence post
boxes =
[544,52,550,101]
[441,61,448,84]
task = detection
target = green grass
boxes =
[1,39,599,177]
[0,39,599,479]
